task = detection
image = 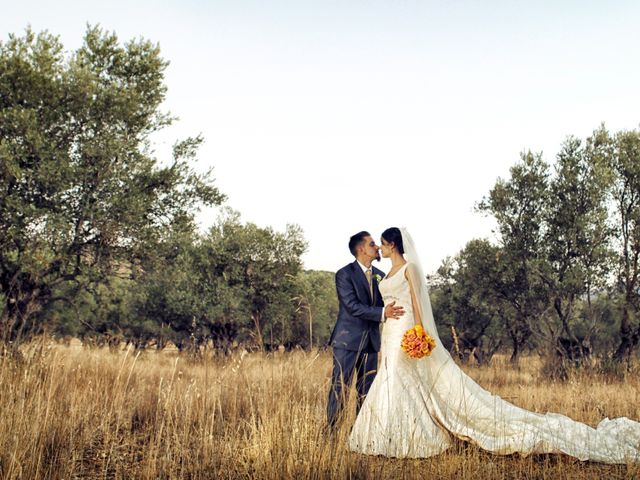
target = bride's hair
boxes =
[381,227,404,254]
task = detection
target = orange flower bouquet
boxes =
[401,324,436,359]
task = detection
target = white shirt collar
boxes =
[356,260,372,273]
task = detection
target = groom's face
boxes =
[360,235,381,262]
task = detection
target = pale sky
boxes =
[3,1,640,274]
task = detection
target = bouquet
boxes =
[401,324,436,359]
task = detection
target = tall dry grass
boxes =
[1,340,639,479]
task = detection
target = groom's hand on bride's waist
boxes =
[384,301,404,320]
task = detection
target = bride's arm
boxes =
[405,263,424,328]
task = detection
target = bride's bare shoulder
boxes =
[404,262,422,280]
[403,262,414,277]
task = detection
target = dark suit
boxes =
[327,260,385,427]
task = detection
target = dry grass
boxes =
[1,341,639,479]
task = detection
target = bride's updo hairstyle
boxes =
[381,227,404,255]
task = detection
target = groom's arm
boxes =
[335,269,384,323]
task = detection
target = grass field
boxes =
[1,340,639,479]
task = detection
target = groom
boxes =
[326,231,404,428]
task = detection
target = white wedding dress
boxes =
[348,228,640,464]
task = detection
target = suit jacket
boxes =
[329,261,385,352]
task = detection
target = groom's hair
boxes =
[349,231,370,256]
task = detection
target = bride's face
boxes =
[380,238,393,258]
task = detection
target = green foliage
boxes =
[433,240,508,364]
[0,26,224,341]
[452,126,640,363]
[542,131,613,359]
[204,209,307,348]
[4,27,640,361]
[610,129,640,360]
[477,152,549,361]
[294,270,338,348]
[0,22,316,351]
[127,210,308,351]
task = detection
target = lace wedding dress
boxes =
[348,228,640,463]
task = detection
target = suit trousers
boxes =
[326,345,378,428]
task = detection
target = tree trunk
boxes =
[308,307,313,349]
[1,281,45,344]
[0,307,12,345]
[251,311,264,350]
[509,340,520,364]
[613,302,638,362]
[508,317,531,364]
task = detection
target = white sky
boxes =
[3,0,640,274]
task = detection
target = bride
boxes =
[348,227,640,464]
